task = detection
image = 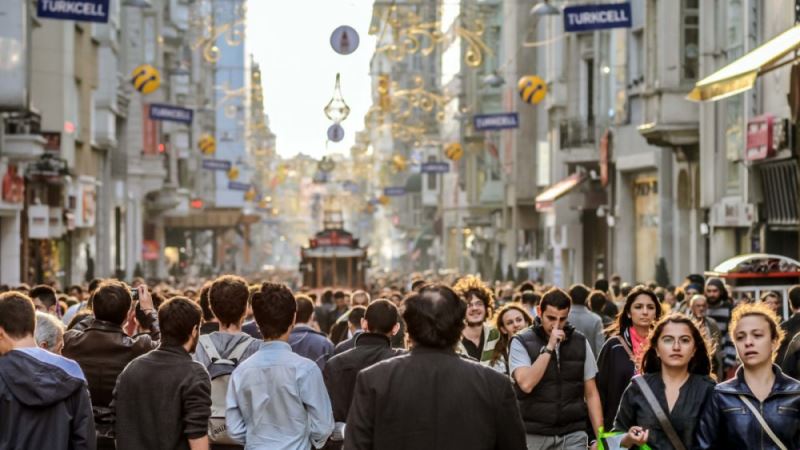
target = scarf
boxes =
[629,326,646,361]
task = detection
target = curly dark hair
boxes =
[452,275,495,315]
[641,313,714,377]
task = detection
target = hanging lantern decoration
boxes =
[227,166,240,180]
[327,123,345,142]
[330,25,360,55]
[517,75,547,105]
[324,73,351,123]
[198,134,216,155]
[318,156,336,173]
[130,64,161,95]
[378,195,390,205]
[258,198,269,209]
[244,188,256,202]
[391,154,408,172]
[444,142,463,161]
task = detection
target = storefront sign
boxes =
[37,0,109,23]
[202,159,231,171]
[473,113,519,131]
[420,162,450,173]
[383,187,406,196]
[228,181,251,191]
[142,240,160,261]
[563,3,632,32]
[28,205,49,239]
[2,164,24,204]
[149,103,193,124]
[745,115,776,161]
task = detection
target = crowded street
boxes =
[3,0,800,449]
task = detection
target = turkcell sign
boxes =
[149,104,193,124]
[37,0,109,23]
[420,162,450,173]
[228,181,251,191]
[383,187,406,196]
[563,3,632,32]
[473,113,519,131]
[202,159,231,171]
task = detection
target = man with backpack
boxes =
[193,275,262,449]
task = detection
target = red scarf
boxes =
[629,326,646,362]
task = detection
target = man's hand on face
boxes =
[547,325,565,351]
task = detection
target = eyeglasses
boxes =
[467,300,485,309]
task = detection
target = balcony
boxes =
[3,113,46,162]
[559,118,596,150]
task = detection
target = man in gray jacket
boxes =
[567,284,605,356]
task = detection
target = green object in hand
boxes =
[596,426,652,450]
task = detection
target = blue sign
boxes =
[420,162,450,174]
[473,113,519,131]
[228,181,251,191]
[37,0,109,23]
[383,187,406,197]
[563,3,632,32]
[149,104,193,124]
[202,159,231,171]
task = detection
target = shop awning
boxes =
[535,172,586,211]
[687,24,800,102]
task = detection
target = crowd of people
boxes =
[0,272,799,449]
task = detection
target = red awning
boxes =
[535,172,587,211]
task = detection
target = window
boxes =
[586,57,595,128]
[681,0,699,81]
[426,155,437,190]
[723,0,744,193]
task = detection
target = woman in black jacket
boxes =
[596,286,663,430]
[613,313,715,449]
[695,303,800,449]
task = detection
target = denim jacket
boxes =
[694,364,800,449]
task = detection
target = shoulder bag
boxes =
[632,376,687,450]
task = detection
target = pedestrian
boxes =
[778,285,800,364]
[520,290,540,319]
[35,310,66,354]
[596,286,662,431]
[30,284,60,317]
[329,291,371,345]
[194,275,263,449]
[332,305,366,355]
[0,292,95,450]
[695,303,800,449]
[323,300,403,449]
[704,278,737,378]
[345,284,526,450]
[510,287,604,449]
[761,291,782,317]
[289,294,335,370]
[453,275,501,365]
[612,314,715,449]
[588,290,614,330]
[242,285,263,339]
[113,296,211,450]
[198,282,220,335]
[62,281,159,450]
[62,281,96,326]
[688,294,723,379]
[489,303,532,376]
[226,283,334,449]
[567,283,605,356]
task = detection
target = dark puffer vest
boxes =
[513,321,588,436]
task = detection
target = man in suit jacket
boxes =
[344,284,526,450]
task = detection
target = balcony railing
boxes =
[559,118,596,149]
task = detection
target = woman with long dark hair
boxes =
[612,314,715,449]
[596,286,663,430]
[489,304,532,376]
[695,303,800,449]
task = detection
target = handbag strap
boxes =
[616,335,635,362]
[737,395,788,450]
[633,376,687,450]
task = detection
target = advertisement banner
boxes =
[202,159,231,171]
[37,0,110,23]
[563,3,632,33]
[0,1,28,109]
[383,187,406,196]
[149,103,193,124]
[228,181,251,191]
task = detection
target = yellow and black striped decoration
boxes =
[130,64,161,95]
[444,142,463,161]
[198,134,216,155]
[227,166,239,181]
[518,75,547,105]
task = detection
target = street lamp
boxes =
[482,71,505,88]
[530,1,561,16]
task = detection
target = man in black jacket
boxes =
[113,296,211,450]
[324,300,403,448]
[778,285,800,363]
[511,288,603,450]
[0,292,95,450]
[345,284,526,450]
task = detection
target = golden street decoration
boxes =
[227,166,239,181]
[518,75,547,105]
[244,188,256,202]
[445,142,463,161]
[130,64,161,95]
[318,157,336,173]
[378,195,390,205]
[198,134,216,155]
[391,154,408,172]
[324,73,351,123]
[192,17,246,64]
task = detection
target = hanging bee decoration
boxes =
[227,166,240,181]
[518,75,547,105]
[130,64,161,95]
[198,135,216,155]
[444,142,463,161]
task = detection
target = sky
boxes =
[247,1,377,159]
